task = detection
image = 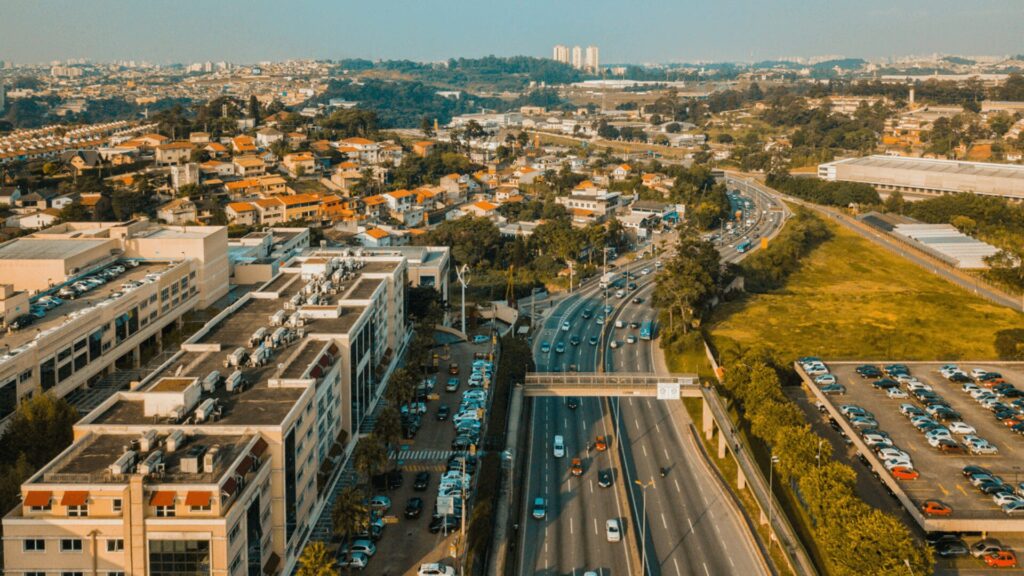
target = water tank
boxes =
[180,445,206,474]
[195,398,216,422]
[138,450,164,475]
[226,370,244,392]
[204,445,220,471]
[108,451,136,475]
[165,430,186,453]
[138,429,159,452]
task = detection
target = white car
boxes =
[606,519,621,542]
[971,368,989,379]
[927,435,953,448]
[877,447,909,461]
[561,320,570,332]
[553,435,565,458]
[863,433,889,446]
[886,388,909,399]
[993,494,1024,507]
[969,443,999,455]
[970,387,993,400]
[925,428,952,440]
[906,381,931,392]
[883,457,912,470]
[962,383,981,393]
[814,374,837,386]
[339,552,369,570]
[948,422,976,435]
[418,563,456,576]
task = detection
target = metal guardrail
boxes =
[523,372,698,395]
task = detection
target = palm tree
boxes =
[296,541,339,576]
[374,406,402,454]
[385,367,417,407]
[352,434,387,484]
[331,487,370,574]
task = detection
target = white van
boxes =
[553,435,565,458]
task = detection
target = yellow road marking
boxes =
[937,482,950,496]
[956,484,969,497]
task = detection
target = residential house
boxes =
[253,197,285,224]
[460,200,501,221]
[0,186,22,205]
[157,197,198,224]
[287,132,308,147]
[279,193,321,222]
[412,141,435,157]
[189,132,211,144]
[233,155,267,177]
[358,227,391,247]
[255,126,284,148]
[555,185,621,221]
[494,185,521,203]
[200,159,235,178]
[231,135,257,154]
[283,152,316,177]
[362,194,389,219]
[61,150,103,174]
[134,133,169,149]
[205,141,229,157]
[226,201,259,226]
[154,141,193,165]
[5,208,61,229]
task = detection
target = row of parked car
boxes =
[447,360,491,451]
[10,261,140,331]
[927,528,1018,566]
[950,367,1024,437]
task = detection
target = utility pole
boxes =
[455,264,470,336]
[635,478,655,576]
[768,453,779,551]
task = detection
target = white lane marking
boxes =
[582,418,587,431]
[703,562,710,576]
[688,518,694,532]
[589,479,593,494]
[655,422,660,433]
[564,418,568,428]
[634,418,640,430]
[663,448,670,460]
[642,444,647,457]
[661,512,668,529]
[674,478,681,493]
[729,555,735,568]
[594,518,599,535]
[673,558,681,576]
[570,517,574,535]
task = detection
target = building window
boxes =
[67,504,88,517]
[107,538,124,552]
[23,538,45,552]
[26,572,45,576]
[60,538,83,552]
[112,498,122,513]
[190,503,211,512]
[107,572,126,576]
[62,572,84,576]
[148,539,210,576]
[155,505,175,517]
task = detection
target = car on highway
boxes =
[418,563,455,576]
[532,497,546,519]
[567,397,579,410]
[606,519,621,542]
[446,378,460,392]
[436,405,450,421]
[540,341,550,353]
[553,435,565,458]
[561,320,571,332]
[598,470,613,488]
[626,335,636,344]
[555,342,565,354]
[571,458,583,477]
[595,315,604,325]
[582,309,593,319]
[595,436,607,451]
[570,336,580,346]
[589,336,599,346]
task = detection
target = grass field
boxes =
[709,218,1024,362]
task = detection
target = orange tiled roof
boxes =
[470,201,498,212]
[253,198,284,209]
[341,137,375,146]
[363,195,387,206]
[227,202,256,213]
[278,193,320,206]
[387,189,415,200]
[364,228,389,239]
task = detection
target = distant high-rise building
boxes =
[585,46,600,73]
[553,44,570,64]
[572,46,583,70]
[0,82,6,112]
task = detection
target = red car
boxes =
[891,466,919,480]
[921,500,952,516]
[985,551,1017,568]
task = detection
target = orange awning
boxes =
[185,491,212,507]
[24,491,51,507]
[149,491,176,507]
[61,491,88,507]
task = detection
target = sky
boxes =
[1,0,1022,65]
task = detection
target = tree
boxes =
[352,434,387,483]
[332,487,370,543]
[374,406,402,453]
[420,116,435,136]
[882,190,906,214]
[248,95,261,123]
[296,541,339,576]
[0,393,77,468]
[385,367,418,407]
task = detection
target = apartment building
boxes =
[3,247,422,576]
[0,221,228,422]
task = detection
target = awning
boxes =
[149,491,176,507]
[263,552,281,575]
[250,437,268,458]
[235,455,253,476]
[60,491,88,507]
[184,491,212,507]
[221,477,238,498]
[24,491,52,507]
[318,354,331,368]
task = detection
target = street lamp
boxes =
[455,264,470,336]
[635,478,655,576]
[768,453,780,550]
[816,439,825,469]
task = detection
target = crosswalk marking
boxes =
[387,449,460,461]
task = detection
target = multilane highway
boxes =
[518,186,785,576]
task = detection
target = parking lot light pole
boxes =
[768,453,779,550]
[635,478,655,576]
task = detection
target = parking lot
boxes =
[355,333,497,576]
[799,360,1024,570]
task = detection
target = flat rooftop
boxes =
[832,155,1024,180]
[38,432,249,485]
[802,361,1024,533]
[0,262,172,352]
[0,237,109,260]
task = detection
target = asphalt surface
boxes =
[518,187,784,576]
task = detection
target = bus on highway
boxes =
[735,239,753,253]
[639,320,654,340]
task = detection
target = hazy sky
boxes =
[2,0,1022,65]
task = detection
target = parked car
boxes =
[418,564,455,576]
[405,497,424,519]
[921,500,953,516]
[985,551,1018,568]
[413,472,430,491]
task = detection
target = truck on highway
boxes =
[735,240,753,253]
[639,320,654,341]
[599,272,616,288]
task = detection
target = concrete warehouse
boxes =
[818,155,1024,202]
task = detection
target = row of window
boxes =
[24,572,122,576]
[31,497,122,516]
[22,538,122,553]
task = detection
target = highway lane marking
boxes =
[661,512,668,529]
[655,423,660,433]
[703,562,710,576]
[672,558,681,576]
[642,444,647,457]
[570,517,574,535]
[663,448,670,460]
[594,518,599,535]
[729,555,735,568]
[688,518,694,533]
[589,479,593,494]
[674,479,681,493]
[634,417,640,430]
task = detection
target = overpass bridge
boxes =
[523,372,701,398]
